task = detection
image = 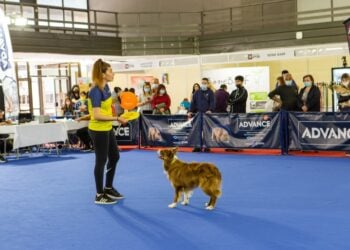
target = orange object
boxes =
[120,92,138,110]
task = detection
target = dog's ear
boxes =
[172,147,178,154]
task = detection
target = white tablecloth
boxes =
[0,120,89,149]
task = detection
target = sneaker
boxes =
[0,155,7,163]
[95,193,117,205]
[203,148,211,153]
[104,187,124,200]
[192,147,201,152]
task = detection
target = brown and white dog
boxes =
[158,148,222,210]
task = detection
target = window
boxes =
[64,0,87,9]
[37,0,87,9]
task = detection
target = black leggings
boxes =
[89,129,120,194]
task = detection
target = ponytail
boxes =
[92,59,111,89]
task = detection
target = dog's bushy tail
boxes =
[198,164,222,197]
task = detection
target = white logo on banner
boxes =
[301,127,350,140]
[0,9,19,117]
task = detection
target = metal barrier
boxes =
[1,0,349,38]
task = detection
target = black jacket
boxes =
[228,86,248,113]
[297,85,321,112]
[268,85,298,111]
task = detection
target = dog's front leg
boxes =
[168,187,181,208]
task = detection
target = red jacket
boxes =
[151,94,171,110]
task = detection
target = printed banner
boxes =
[0,9,19,118]
[113,118,139,145]
[344,18,350,53]
[289,112,350,150]
[202,113,281,148]
[141,114,202,147]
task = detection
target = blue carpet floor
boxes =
[0,150,349,250]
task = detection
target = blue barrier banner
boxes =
[141,114,202,147]
[113,118,139,145]
[289,112,350,151]
[202,113,281,148]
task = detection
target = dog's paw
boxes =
[206,205,214,210]
[168,203,177,208]
[181,201,189,206]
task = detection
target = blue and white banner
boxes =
[289,112,350,150]
[202,113,281,148]
[141,114,202,147]
[113,118,139,145]
[0,9,19,117]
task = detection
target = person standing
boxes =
[137,82,153,114]
[88,59,127,205]
[268,76,298,111]
[228,76,248,113]
[214,84,229,113]
[297,75,321,112]
[188,78,215,152]
[151,84,171,115]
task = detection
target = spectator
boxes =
[180,98,190,110]
[151,84,171,115]
[70,85,80,104]
[129,88,135,94]
[152,78,160,95]
[228,76,248,113]
[112,87,124,116]
[74,91,89,117]
[334,73,350,112]
[191,83,200,98]
[62,97,74,116]
[297,75,321,112]
[138,82,153,114]
[268,76,298,111]
[276,70,298,90]
[215,84,229,113]
[188,78,215,152]
[177,98,191,114]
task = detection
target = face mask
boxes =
[304,82,312,87]
[144,87,151,92]
[285,80,292,86]
[159,89,165,95]
[201,85,208,91]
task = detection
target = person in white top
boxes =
[137,82,153,114]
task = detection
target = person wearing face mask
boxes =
[297,74,321,112]
[268,76,298,111]
[138,82,153,114]
[151,84,171,115]
[284,73,299,91]
[228,76,248,113]
[151,78,160,95]
[188,78,215,152]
